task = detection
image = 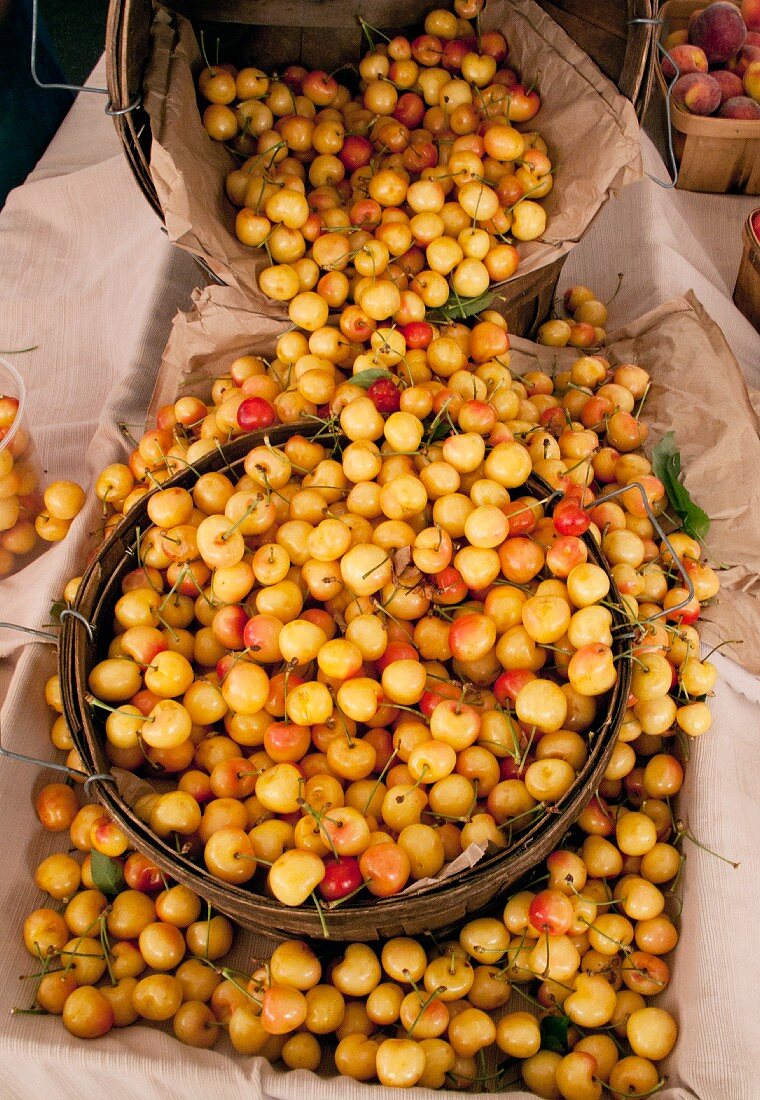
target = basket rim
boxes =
[61,422,632,940]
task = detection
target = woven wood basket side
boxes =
[61,425,631,942]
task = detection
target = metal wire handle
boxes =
[590,480,696,621]
[0,619,116,792]
[628,17,680,189]
[30,0,141,116]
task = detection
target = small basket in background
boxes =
[733,208,760,330]
[656,0,760,194]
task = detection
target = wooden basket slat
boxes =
[61,424,631,942]
[166,0,431,27]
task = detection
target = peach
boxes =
[742,0,760,32]
[664,29,690,50]
[718,94,760,116]
[688,2,747,63]
[747,31,760,46]
[744,58,760,99]
[726,43,760,76]
[661,43,709,79]
[712,68,745,102]
[672,71,722,113]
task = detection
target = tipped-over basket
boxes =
[60,423,632,941]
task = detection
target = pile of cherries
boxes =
[19,278,720,1094]
[198,0,551,325]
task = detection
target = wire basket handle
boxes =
[590,481,696,621]
[29,0,141,116]
[628,17,680,190]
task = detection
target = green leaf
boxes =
[426,288,495,323]
[540,1014,570,1054]
[427,417,454,443]
[49,600,66,624]
[89,850,125,898]
[349,368,396,389]
[651,432,710,541]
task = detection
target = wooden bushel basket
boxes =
[656,0,760,194]
[60,424,632,942]
[105,0,656,336]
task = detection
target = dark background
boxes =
[41,0,109,86]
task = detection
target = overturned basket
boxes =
[61,424,632,941]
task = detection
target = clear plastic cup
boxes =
[0,357,45,577]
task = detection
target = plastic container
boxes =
[734,208,760,331]
[0,358,45,578]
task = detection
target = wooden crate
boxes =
[733,210,760,331]
[656,0,760,194]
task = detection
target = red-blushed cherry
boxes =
[339,135,373,171]
[368,378,401,415]
[441,39,468,71]
[494,668,536,706]
[499,753,533,781]
[411,34,443,67]
[237,397,276,432]
[319,857,364,902]
[479,30,509,63]
[528,888,574,935]
[281,64,308,91]
[400,321,434,349]
[430,564,468,604]
[376,641,419,671]
[393,92,426,129]
[553,497,591,536]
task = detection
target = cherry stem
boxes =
[675,820,740,869]
[324,879,368,910]
[603,1078,666,1099]
[603,272,625,307]
[86,694,152,721]
[361,747,399,815]
[703,637,742,661]
[634,381,652,420]
[405,986,441,1039]
[311,891,330,939]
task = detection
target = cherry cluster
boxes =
[197,0,551,323]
